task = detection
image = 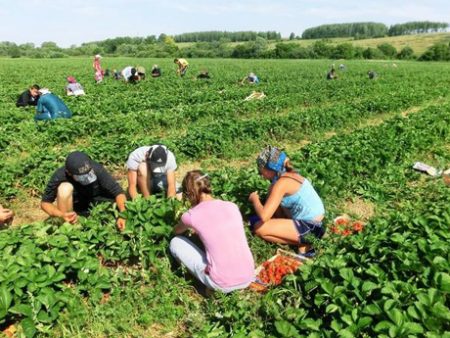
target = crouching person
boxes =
[170,171,255,293]
[126,144,178,199]
[34,88,72,121]
[40,151,127,230]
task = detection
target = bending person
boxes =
[16,84,40,107]
[66,76,85,96]
[40,151,127,230]
[248,146,325,254]
[174,58,189,77]
[34,89,72,121]
[126,144,178,199]
[170,170,255,293]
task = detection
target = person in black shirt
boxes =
[16,84,40,107]
[41,151,127,231]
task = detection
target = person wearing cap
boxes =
[174,58,189,77]
[93,54,103,84]
[170,170,255,293]
[126,145,178,199]
[16,84,40,107]
[66,76,85,96]
[34,89,72,121]
[248,146,325,255]
[121,66,139,83]
[151,64,161,78]
[40,151,127,230]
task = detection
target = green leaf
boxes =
[363,304,381,315]
[9,303,33,317]
[0,286,12,317]
[338,329,355,338]
[275,320,300,337]
[435,272,450,292]
[362,281,378,293]
[387,308,403,326]
[404,322,424,334]
[326,304,339,314]
[20,318,36,338]
[374,321,392,333]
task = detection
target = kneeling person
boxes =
[126,145,178,199]
[41,151,127,230]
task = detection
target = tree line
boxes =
[173,31,281,43]
[301,21,448,39]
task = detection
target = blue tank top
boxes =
[280,177,325,221]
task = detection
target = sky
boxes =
[1,0,449,47]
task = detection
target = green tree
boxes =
[397,46,415,60]
[377,43,397,58]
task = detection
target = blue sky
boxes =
[1,0,449,47]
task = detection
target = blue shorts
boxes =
[294,219,325,244]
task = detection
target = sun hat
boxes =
[95,54,102,59]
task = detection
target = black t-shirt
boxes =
[16,90,39,107]
[41,161,124,204]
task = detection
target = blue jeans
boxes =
[169,236,251,293]
[35,107,72,121]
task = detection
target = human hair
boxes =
[284,159,295,172]
[31,84,40,90]
[174,58,179,63]
[182,170,212,206]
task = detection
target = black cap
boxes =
[146,146,167,169]
[65,151,92,175]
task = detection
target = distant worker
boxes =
[40,151,127,230]
[34,89,72,121]
[326,66,338,80]
[151,64,162,78]
[368,70,377,80]
[339,64,346,71]
[126,144,178,200]
[174,58,189,77]
[170,170,255,293]
[93,54,104,84]
[104,69,110,77]
[197,69,211,79]
[241,72,259,85]
[66,76,85,96]
[136,66,146,80]
[0,204,14,226]
[16,84,40,107]
[121,66,139,83]
[113,69,121,80]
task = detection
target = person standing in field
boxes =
[174,58,189,76]
[170,170,255,293]
[65,76,85,96]
[126,144,178,199]
[34,88,72,121]
[40,151,127,230]
[248,146,325,256]
[16,84,40,107]
[93,54,104,83]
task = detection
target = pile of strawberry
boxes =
[330,215,365,236]
[257,255,301,285]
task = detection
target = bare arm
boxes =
[115,193,127,231]
[127,170,139,199]
[173,220,189,235]
[249,182,287,222]
[166,171,176,198]
[41,201,77,224]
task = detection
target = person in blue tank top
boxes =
[34,88,72,121]
[248,146,325,254]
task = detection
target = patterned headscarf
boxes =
[256,146,287,174]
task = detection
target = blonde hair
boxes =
[182,170,212,206]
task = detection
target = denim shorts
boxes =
[294,219,325,244]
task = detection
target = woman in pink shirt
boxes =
[92,54,103,83]
[170,170,255,293]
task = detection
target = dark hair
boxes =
[174,58,179,63]
[182,170,212,206]
[31,84,40,90]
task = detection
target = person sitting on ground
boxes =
[241,72,259,85]
[93,54,104,84]
[65,76,85,96]
[327,66,338,80]
[174,58,189,77]
[121,66,139,83]
[248,146,325,256]
[40,151,127,230]
[368,70,377,80]
[16,84,40,107]
[0,205,14,226]
[126,144,178,200]
[136,66,146,80]
[170,170,255,293]
[197,69,211,79]
[34,88,72,121]
[151,64,161,77]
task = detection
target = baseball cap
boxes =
[65,151,97,185]
[146,146,168,170]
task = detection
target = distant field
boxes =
[178,32,450,56]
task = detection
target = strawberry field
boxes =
[0,57,449,337]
